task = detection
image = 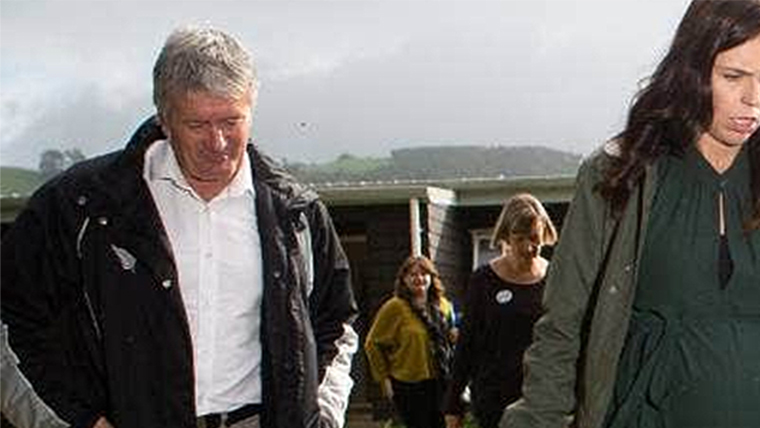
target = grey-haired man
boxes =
[1,27,358,428]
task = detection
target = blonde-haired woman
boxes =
[365,255,457,428]
[443,193,557,428]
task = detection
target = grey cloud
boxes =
[2,0,691,168]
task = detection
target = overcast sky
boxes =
[1,0,690,169]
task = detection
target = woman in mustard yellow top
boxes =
[365,255,456,428]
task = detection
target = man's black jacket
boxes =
[1,117,359,428]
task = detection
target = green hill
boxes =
[0,167,44,197]
[0,145,582,196]
[285,145,581,184]
[284,154,391,183]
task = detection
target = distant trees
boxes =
[39,148,86,180]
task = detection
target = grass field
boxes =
[0,167,44,196]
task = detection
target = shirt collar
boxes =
[143,140,254,201]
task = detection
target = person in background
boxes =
[1,26,358,428]
[501,1,760,427]
[364,255,457,428]
[443,193,557,428]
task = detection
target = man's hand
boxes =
[92,416,115,428]
[445,414,464,428]
[383,378,393,400]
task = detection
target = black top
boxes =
[444,264,544,418]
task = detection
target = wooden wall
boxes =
[424,203,470,305]
[329,204,412,415]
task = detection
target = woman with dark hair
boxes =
[502,1,760,427]
[443,193,557,428]
[365,255,457,428]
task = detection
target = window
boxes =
[470,228,500,270]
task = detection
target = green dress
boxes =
[605,145,760,428]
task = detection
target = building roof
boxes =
[314,175,576,207]
[0,175,576,223]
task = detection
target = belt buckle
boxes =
[198,403,260,428]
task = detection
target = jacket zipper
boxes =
[76,216,102,341]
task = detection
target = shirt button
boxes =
[162,279,172,289]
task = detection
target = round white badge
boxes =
[495,289,513,304]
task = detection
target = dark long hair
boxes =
[598,0,760,230]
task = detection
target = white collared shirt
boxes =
[143,140,263,415]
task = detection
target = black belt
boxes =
[199,403,262,428]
